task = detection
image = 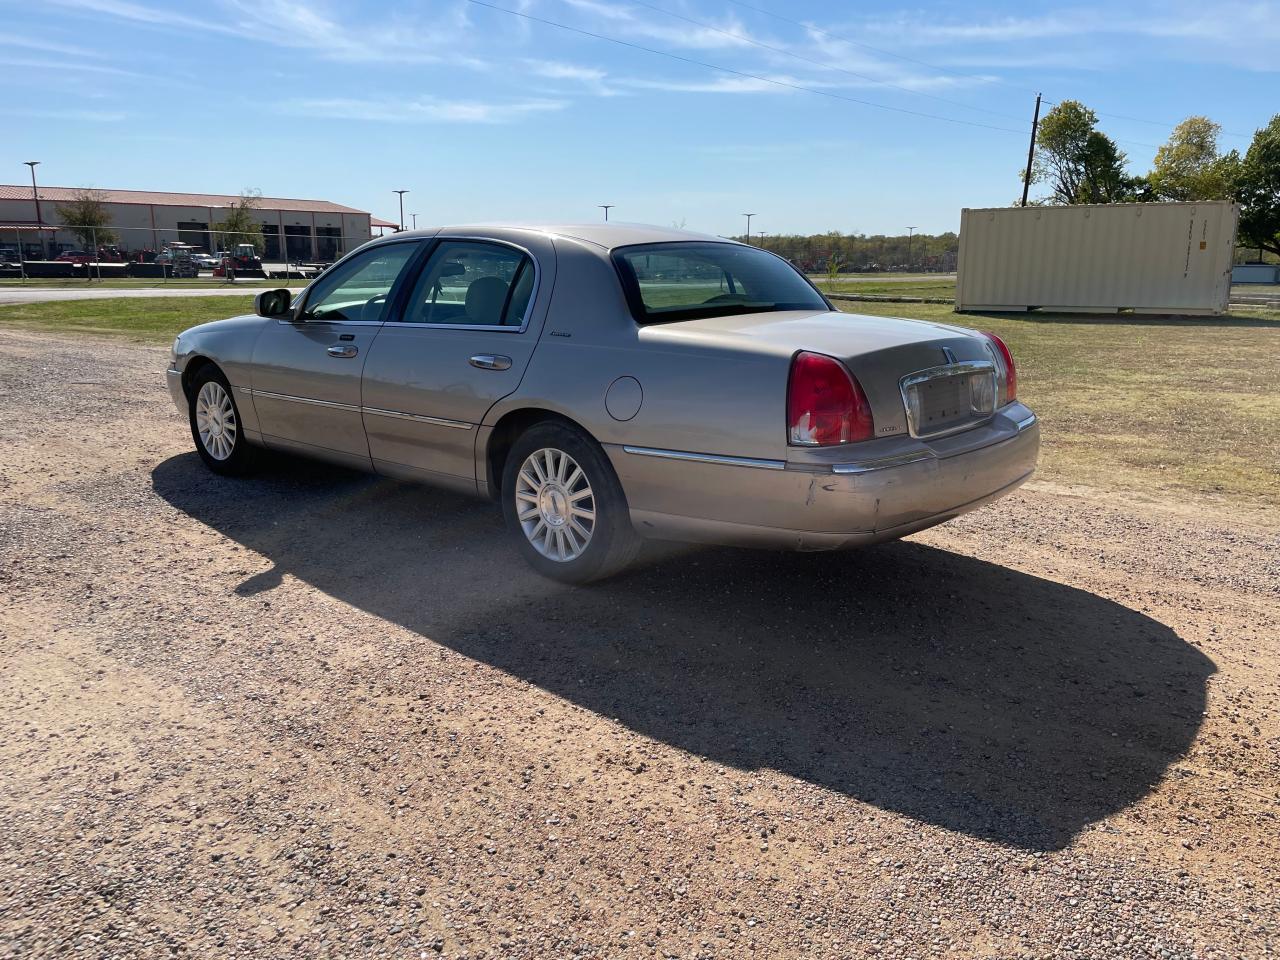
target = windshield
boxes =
[613,242,828,324]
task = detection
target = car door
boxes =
[359,234,553,485]
[249,239,423,467]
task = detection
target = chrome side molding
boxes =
[247,388,361,413]
[243,388,472,430]
[361,407,473,430]
[622,446,786,471]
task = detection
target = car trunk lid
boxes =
[640,309,998,440]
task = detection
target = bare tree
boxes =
[56,189,118,251]
[212,190,266,253]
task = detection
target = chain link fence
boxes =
[740,234,960,275]
[2,225,964,284]
[0,223,385,283]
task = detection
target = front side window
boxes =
[401,241,534,327]
[613,242,828,324]
[303,242,420,323]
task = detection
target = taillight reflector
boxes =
[982,332,1017,404]
[787,351,874,446]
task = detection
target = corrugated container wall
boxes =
[955,201,1238,315]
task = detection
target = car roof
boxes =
[373,222,736,251]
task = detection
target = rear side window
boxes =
[613,242,828,324]
[402,240,534,327]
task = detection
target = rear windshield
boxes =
[613,242,828,324]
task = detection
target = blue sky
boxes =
[3,0,1277,235]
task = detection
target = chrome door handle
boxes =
[327,344,359,358]
[469,354,512,371]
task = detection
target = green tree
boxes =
[1149,116,1240,201]
[212,189,265,253]
[1027,100,1135,204]
[825,252,844,292]
[1236,114,1280,258]
[56,188,118,250]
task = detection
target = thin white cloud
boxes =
[0,106,128,122]
[523,58,620,96]
[0,55,152,79]
[42,0,239,34]
[559,0,759,49]
[846,1,1280,71]
[278,95,567,123]
[618,74,796,94]
[526,59,607,83]
[224,0,467,64]
[0,32,105,57]
[864,14,1082,44]
[42,0,490,66]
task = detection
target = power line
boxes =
[720,0,1251,143]
[1085,108,1249,141]
[616,0,1030,124]
[465,0,1030,136]
[720,0,1040,96]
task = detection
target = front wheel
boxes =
[188,365,256,475]
[501,422,641,584]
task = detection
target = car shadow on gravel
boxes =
[152,452,1213,853]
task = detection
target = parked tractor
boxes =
[213,243,264,278]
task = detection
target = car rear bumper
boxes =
[609,402,1040,550]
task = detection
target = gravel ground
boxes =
[1,329,1277,959]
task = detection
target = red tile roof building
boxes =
[0,184,374,261]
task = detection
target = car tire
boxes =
[501,421,642,584]
[188,364,256,476]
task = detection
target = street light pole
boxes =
[411,213,417,229]
[24,161,42,258]
[742,212,755,244]
[598,204,614,221]
[393,190,409,231]
[906,226,918,273]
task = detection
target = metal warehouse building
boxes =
[0,185,374,262]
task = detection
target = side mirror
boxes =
[255,288,293,318]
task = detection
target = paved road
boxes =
[0,285,303,306]
[810,274,956,283]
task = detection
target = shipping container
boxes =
[955,201,1238,315]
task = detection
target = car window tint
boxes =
[403,241,533,327]
[614,242,827,324]
[305,242,419,323]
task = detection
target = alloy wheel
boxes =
[195,380,237,461]
[515,447,596,562]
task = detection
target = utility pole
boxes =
[742,213,755,244]
[906,226,917,272]
[598,204,614,221]
[24,161,42,258]
[393,190,408,231]
[1020,93,1042,208]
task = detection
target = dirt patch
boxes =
[1,329,1277,958]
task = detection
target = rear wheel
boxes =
[188,365,256,475]
[501,422,641,583]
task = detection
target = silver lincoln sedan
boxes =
[167,223,1038,582]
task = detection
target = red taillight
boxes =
[982,332,1017,404]
[787,351,874,446]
